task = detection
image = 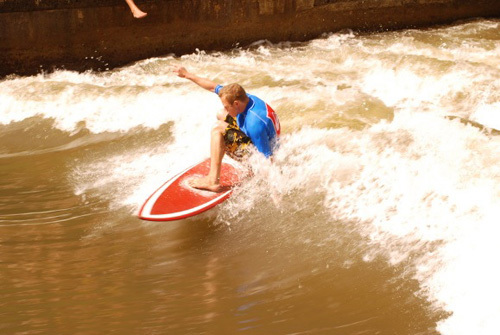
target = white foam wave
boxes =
[0,58,219,133]
[472,102,500,131]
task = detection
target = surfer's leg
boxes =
[190,121,228,192]
[208,122,227,183]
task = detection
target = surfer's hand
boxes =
[170,66,217,92]
[171,65,188,78]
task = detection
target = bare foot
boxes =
[189,177,223,193]
[132,9,147,19]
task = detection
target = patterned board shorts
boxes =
[224,115,252,160]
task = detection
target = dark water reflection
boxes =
[1,168,442,334]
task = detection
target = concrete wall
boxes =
[1,0,500,77]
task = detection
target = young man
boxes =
[171,65,281,192]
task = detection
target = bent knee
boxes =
[212,121,228,135]
[216,110,228,121]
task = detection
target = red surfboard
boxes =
[138,159,246,221]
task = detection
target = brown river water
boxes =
[1,19,500,335]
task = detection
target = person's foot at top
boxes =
[125,0,148,19]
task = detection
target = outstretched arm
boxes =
[171,65,218,92]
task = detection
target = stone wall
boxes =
[1,0,500,77]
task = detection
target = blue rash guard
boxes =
[215,85,280,157]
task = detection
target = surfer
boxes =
[171,65,280,192]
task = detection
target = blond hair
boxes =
[218,83,248,104]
